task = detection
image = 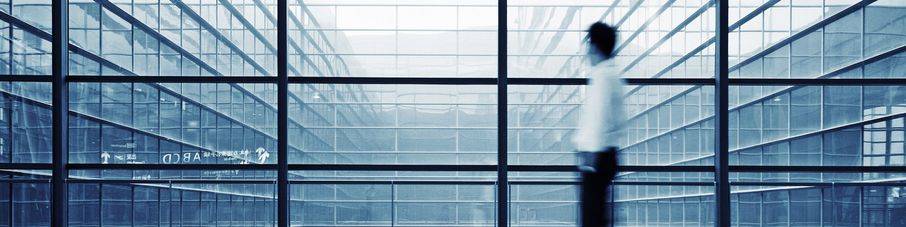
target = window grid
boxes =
[0,0,899,226]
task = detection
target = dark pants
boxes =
[580,147,618,227]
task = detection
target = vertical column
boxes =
[714,0,730,227]
[496,0,508,227]
[51,0,70,226]
[277,0,289,227]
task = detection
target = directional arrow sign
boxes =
[101,151,110,164]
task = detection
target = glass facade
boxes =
[0,0,901,226]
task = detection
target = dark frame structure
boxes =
[0,0,891,226]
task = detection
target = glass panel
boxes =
[68,183,277,226]
[0,1,53,76]
[729,85,905,170]
[12,182,51,226]
[509,85,716,166]
[864,0,906,57]
[507,85,583,165]
[508,0,717,79]
[735,0,906,79]
[290,170,496,182]
[68,82,278,165]
[731,185,906,227]
[616,187,717,226]
[510,184,578,226]
[289,84,497,165]
[290,183,495,226]
[68,0,277,76]
[289,0,498,77]
[0,82,54,163]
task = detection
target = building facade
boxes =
[0,0,902,226]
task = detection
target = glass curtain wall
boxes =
[0,0,901,226]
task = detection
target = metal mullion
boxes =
[730,165,906,173]
[730,181,906,187]
[511,165,714,172]
[289,77,497,85]
[276,0,289,226]
[0,179,50,183]
[715,0,730,227]
[3,84,10,170]
[298,164,717,172]
[0,76,53,82]
[299,28,592,32]
[288,77,743,85]
[4,0,10,100]
[288,180,497,185]
[0,163,53,170]
[302,3,620,7]
[67,75,279,83]
[511,78,718,85]
[287,164,497,172]
[497,1,508,226]
[51,0,69,226]
[99,183,104,227]
[729,78,906,86]
[67,163,279,170]
[5,181,9,227]
[615,181,714,186]
[305,53,588,57]
[66,179,276,184]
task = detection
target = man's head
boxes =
[586,22,618,63]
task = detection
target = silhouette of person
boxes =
[574,22,625,227]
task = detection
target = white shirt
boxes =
[573,60,626,152]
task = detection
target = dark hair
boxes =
[587,22,618,59]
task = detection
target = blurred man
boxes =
[574,22,625,227]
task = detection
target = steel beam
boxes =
[277,0,290,226]
[51,0,70,226]
[714,0,730,226]
[497,1,509,226]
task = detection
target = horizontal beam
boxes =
[22,178,906,187]
[42,163,906,173]
[731,165,906,172]
[288,164,497,171]
[729,181,906,187]
[0,76,902,86]
[289,77,498,85]
[0,76,53,82]
[729,78,906,86]
[0,163,54,169]
[67,75,278,83]
[510,165,715,172]
[67,164,279,170]
[290,180,496,185]
[0,179,52,183]
[66,179,276,184]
